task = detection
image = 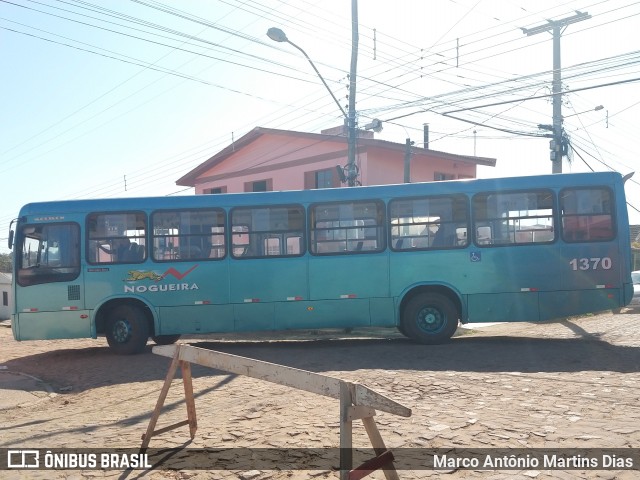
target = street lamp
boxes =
[267,27,358,186]
[563,105,604,119]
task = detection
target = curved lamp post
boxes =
[267,27,358,186]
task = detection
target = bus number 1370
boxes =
[569,257,613,271]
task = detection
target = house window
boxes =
[2,291,7,307]
[316,169,334,189]
[434,172,455,181]
[304,168,339,189]
[244,179,272,192]
[203,187,226,194]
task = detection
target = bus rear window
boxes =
[560,188,614,242]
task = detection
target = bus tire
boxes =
[152,334,181,346]
[105,305,149,355]
[401,293,459,344]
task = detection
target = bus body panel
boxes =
[369,297,396,326]
[14,310,92,340]
[158,304,234,334]
[467,292,539,322]
[539,289,620,320]
[308,254,390,300]
[229,256,307,304]
[389,250,468,296]
[276,299,371,329]
[234,302,275,331]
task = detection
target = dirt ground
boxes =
[1,310,640,479]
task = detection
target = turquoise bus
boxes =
[8,171,635,354]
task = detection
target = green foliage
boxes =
[633,248,640,272]
[0,253,12,273]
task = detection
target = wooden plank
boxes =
[180,360,198,439]
[347,406,376,422]
[155,344,340,398]
[348,451,395,480]
[353,383,411,418]
[153,345,411,416]
[140,348,181,449]
[339,381,353,480]
[362,416,399,480]
[150,419,190,437]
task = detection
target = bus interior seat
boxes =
[431,227,447,247]
[121,242,144,262]
[181,245,202,259]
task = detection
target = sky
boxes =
[1,0,639,254]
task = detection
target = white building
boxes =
[0,272,12,320]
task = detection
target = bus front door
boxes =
[13,222,90,341]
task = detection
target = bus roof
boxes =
[17,171,624,217]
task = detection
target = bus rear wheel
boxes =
[152,334,181,346]
[401,293,459,344]
[106,305,149,355]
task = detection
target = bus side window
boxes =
[87,212,146,265]
[310,200,384,255]
[151,208,226,262]
[389,195,468,251]
[231,205,305,259]
[473,190,554,246]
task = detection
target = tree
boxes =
[0,253,12,273]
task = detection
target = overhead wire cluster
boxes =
[0,0,639,236]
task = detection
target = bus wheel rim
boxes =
[113,319,132,343]
[417,307,444,333]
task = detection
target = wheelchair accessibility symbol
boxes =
[470,251,481,262]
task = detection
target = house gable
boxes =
[177,126,496,192]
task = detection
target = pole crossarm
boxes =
[521,11,591,36]
[153,344,411,417]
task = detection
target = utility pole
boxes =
[346,0,359,186]
[403,138,414,183]
[522,11,590,173]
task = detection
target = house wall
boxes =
[196,135,349,193]
[0,274,12,320]
[364,149,477,185]
[194,134,481,194]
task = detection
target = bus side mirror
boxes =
[8,229,14,250]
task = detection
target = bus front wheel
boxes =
[106,305,150,355]
[401,293,459,344]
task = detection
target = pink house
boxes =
[176,125,496,193]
